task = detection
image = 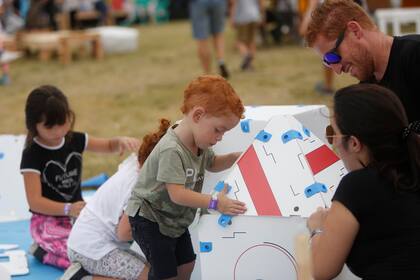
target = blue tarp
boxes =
[0,220,63,279]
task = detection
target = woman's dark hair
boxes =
[334,84,420,191]
[138,119,171,166]
[24,85,75,147]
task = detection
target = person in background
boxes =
[189,0,230,79]
[230,0,265,71]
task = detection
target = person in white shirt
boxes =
[62,154,148,280]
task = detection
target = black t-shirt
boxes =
[20,132,87,208]
[333,167,420,280]
[377,35,420,123]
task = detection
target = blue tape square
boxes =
[255,130,272,143]
[240,119,251,133]
[304,182,327,198]
[200,242,213,253]
[281,130,303,144]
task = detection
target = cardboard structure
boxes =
[190,106,359,280]
[219,114,346,221]
[202,105,331,195]
[0,135,30,222]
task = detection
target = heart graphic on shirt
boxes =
[42,152,82,201]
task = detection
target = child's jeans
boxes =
[30,213,72,269]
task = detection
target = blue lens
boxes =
[324,52,341,65]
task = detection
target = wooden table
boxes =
[21,31,104,64]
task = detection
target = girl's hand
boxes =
[69,201,86,217]
[307,207,329,231]
[217,186,247,215]
[116,137,140,156]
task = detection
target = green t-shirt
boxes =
[126,126,215,238]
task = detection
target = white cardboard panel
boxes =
[202,105,330,195]
[197,214,307,280]
[0,135,30,222]
[219,115,346,218]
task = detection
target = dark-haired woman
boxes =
[307,83,420,280]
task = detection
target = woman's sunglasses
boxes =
[325,124,349,145]
[323,31,345,67]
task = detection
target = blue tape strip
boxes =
[200,242,213,253]
[0,152,4,160]
[214,181,225,192]
[304,182,327,198]
[303,126,311,137]
[281,130,303,144]
[240,119,250,133]
[218,214,232,227]
[214,181,232,193]
[255,130,272,143]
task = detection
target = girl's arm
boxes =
[23,172,85,217]
[308,202,359,280]
[86,136,140,155]
[117,213,132,242]
[207,152,241,173]
[166,183,247,215]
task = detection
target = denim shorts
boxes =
[129,215,196,280]
[189,0,227,40]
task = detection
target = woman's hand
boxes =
[307,206,329,231]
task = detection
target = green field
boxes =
[0,21,356,178]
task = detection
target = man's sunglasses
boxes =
[323,31,345,67]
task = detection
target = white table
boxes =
[375,8,420,36]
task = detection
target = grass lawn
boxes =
[0,20,356,178]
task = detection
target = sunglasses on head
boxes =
[323,31,345,67]
[325,124,350,145]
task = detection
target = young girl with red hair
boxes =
[126,75,247,280]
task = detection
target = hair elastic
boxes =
[402,121,420,140]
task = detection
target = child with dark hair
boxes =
[307,83,420,279]
[20,85,140,269]
[127,75,248,280]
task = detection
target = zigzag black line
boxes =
[233,180,240,200]
[263,145,276,164]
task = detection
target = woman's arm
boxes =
[308,201,359,280]
[23,172,85,217]
[86,136,140,155]
[117,213,132,242]
[166,183,247,215]
[207,152,241,172]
